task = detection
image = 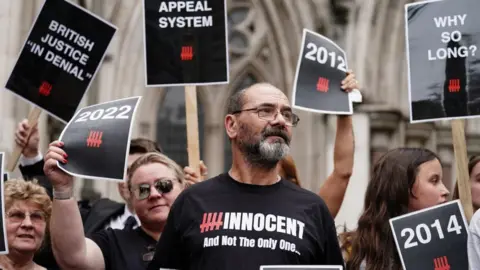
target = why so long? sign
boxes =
[427,14,477,61]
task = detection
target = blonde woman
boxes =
[0,179,52,270]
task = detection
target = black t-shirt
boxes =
[147,173,344,270]
[90,227,156,270]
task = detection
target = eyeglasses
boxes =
[129,178,174,201]
[232,106,300,127]
[7,210,46,224]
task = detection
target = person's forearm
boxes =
[318,116,354,218]
[50,192,89,269]
[333,115,354,178]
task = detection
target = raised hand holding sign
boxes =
[57,97,141,181]
[292,29,361,115]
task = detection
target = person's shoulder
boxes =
[168,174,228,211]
[181,173,228,195]
[280,179,332,214]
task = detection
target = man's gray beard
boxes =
[241,140,290,169]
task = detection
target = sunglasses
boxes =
[130,178,174,200]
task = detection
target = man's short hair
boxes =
[225,88,248,115]
[225,83,281,115]
[129,138,162,155]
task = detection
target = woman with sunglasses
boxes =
[43,142,185,270]
[0,179,52,270]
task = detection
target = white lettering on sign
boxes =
[48,20,95,52]
[158,16,213,28]
[74,105,132,123]
[159,1,212,12]
[304,42,347,72]
[426,13,478,60]
[25,19,97,81]
[45,50,85,80]
[157,1,213,28]
[41,34,90,65]
[400,215,463,249]
[433,14,467,28]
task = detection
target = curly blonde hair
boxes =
[4,179,52,224]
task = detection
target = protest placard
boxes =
[58,97,141,181]
[406,0,480,122]
[143,0,228,86]
[5,0,117,123]
[292,29,353,115]
[390,200,469,269]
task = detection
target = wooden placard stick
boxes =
[7,106,42,172]
[451,119,473,222]
[185,85,201,175]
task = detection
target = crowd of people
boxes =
[0,71,479,269]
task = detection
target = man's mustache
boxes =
[262,127,290,144]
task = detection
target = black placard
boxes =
[143,0,229,86]
[390,200,469,270]
[406,0,480,123]
[292,29,352,115]
[0,152,8,254]
[260,266,342,270]
[58,97,141,181]
[5,0,117,123]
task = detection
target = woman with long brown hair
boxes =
[340,148,449,270]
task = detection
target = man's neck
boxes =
[0,251,37,270]
[229,153,280,186]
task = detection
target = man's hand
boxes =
[183,160,208,187]
[15,119,40,158]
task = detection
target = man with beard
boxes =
[147,83,345,269]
